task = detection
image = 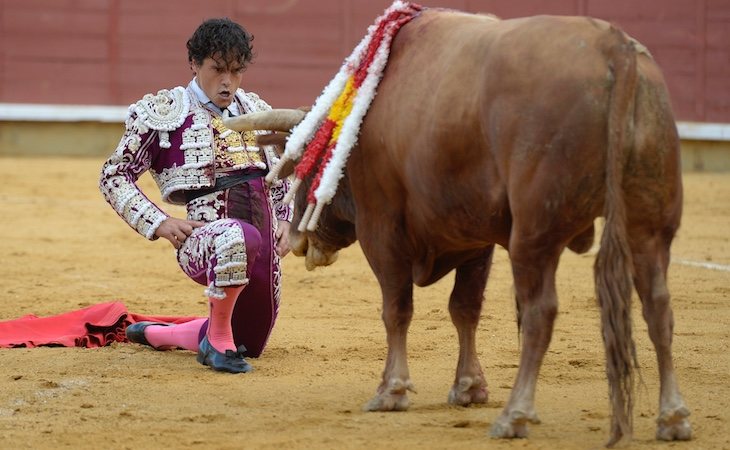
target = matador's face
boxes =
[192,55,245,110]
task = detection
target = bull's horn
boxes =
[222,109,306,132]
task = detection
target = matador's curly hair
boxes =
[187,18,254,68]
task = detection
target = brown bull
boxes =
[226,9,691,446]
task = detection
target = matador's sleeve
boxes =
[99,108,169,240]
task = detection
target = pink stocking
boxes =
[207,286,245,353]
[144,318,208,352]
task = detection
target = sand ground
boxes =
[0,157,728,449]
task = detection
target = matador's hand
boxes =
[155,217,205,249]
[275,220,291,257]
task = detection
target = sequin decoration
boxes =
[211,116,266,172]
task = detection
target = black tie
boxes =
[207,102,235,117]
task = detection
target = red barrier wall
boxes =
[1,0,728,122]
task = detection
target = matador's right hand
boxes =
[154,217,205,249]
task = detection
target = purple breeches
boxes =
[176,177,280,357]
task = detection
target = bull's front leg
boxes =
[363,277,416,412]
[447,248,493,406]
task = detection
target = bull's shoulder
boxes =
[130,86,190,132]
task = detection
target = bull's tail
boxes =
[594,25,639,448]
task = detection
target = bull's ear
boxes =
[258,132,296,179]
[256,132,289,156]
[277,158,297,180]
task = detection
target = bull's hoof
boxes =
[448,376,488,406]
[362,378,414,412]
[656,406,692,441]
[489,410,540,439]
[363,393,410,411]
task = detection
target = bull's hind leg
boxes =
[447,247,493,406]
[363,266,416,412]
[490,240,561,439]
[631,232,691,441]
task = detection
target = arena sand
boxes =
[0,157,728,449]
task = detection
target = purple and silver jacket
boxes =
[99,84,292,240]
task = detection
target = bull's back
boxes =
[355,10,680,281]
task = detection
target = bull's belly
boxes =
[410,246,491,287]
[408,225,506,287]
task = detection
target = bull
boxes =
[226,9,691,446]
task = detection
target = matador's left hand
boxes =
[275,220,291,257]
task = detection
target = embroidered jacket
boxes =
[100,85,293,240]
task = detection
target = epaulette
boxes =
[244,91,272,113]
[129,86,190,149]
[133,86,190,132]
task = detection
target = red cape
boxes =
[0,302,201,348]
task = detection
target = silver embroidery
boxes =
[177,219,250,298]
[187,192,225,222]
[135,87,190,132]
[150,109,215,203]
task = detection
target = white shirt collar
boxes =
[189,78,241,116]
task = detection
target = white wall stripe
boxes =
[673,258,730,272]
[0,103,128,122]
[2,102,729,141]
